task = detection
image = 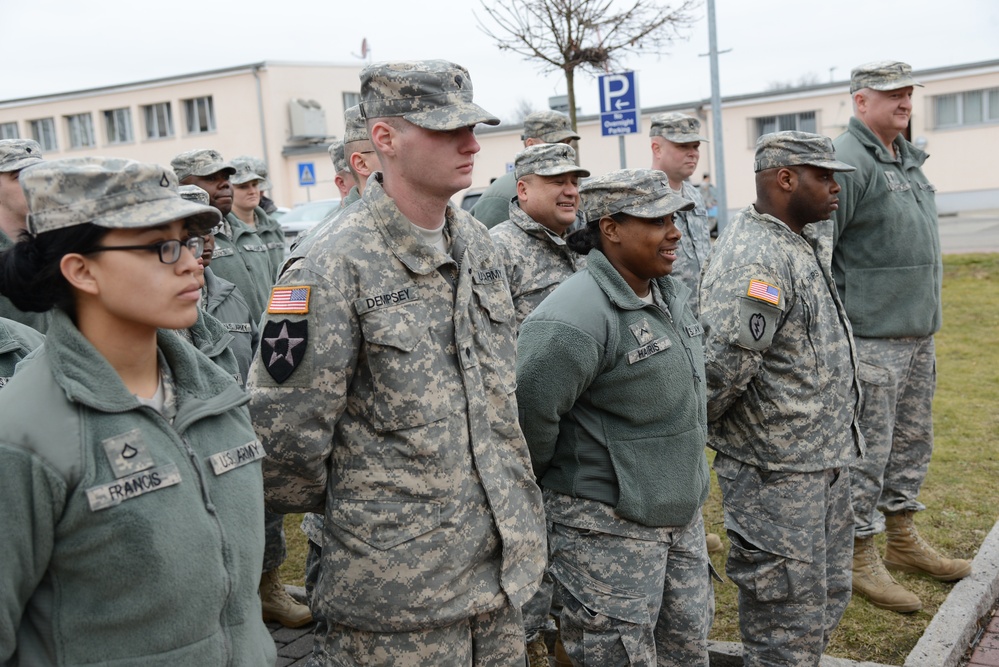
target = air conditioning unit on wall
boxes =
[289,98,327,141]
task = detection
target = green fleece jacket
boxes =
[0,310,275,666]
[832,116,942,338]
[0,317,43,388]
[516,250,710,527]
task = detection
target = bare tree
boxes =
[477,0,699,130]
[510,97,539,124]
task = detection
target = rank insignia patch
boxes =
[268,285,311,314]
[262,319,308,383]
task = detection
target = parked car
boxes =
[279,198,341,252]
[459,188,486,212]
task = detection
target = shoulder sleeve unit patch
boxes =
[268,285,311,314]
[746,279,781,306]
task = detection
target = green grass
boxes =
[280,253,999,664]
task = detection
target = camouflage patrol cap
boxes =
[328,139,347,173]
[21,157,222,236]
[0,139,43,173]
[343,105,368,144]
[170,148,236,182]
[230,155,270,188]
[649,112,709,143]
[514,143,590,180]
[850,60,923,94]
[178,183,210,206]
[754,131,855,173]
[580,169,694,223]
[359,59,499,131]
[521,110,580,143]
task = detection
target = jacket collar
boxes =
[43,309,246,417]
[508,203,571,249]
[848,116,928,168]
[586,249,688,312]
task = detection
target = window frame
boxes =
[29,117,58,152]
[183,96,216,135]
[65,113,96,149]
[103,107,134,145]
[142,102,174,140]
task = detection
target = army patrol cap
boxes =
[171,149,236,182]
[850,60,923,94]
[178,183,210,206]
[21,157,222,236]
[230,155,271,189]
[521,110,580,143]
[328,139,347,173]
[580,169,694,223]
[343,105,368,144]
[359,59,499,131]
[0,139,44,173]
[649,112,709,143]
[514,143,590,180]
[754,131,855,173]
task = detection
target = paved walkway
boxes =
[269,620,315,667]
[966,605,999,666]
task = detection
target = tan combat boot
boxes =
[526,636,551,667]
[706,532,724,554]
[852,536,922,613]
[884,511,972,581]
[259,568,313,628]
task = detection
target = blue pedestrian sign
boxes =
[297,162,316,187]
[598,72,639,136]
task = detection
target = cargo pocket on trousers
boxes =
[552,557,652,664]
[725,529,793,602]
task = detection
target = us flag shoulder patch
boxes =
[746,279,780,306]
[268,285,311,314]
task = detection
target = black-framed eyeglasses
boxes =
[85,237,205,265]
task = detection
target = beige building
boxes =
[470,58,999,218]
[0,61,364,206]
[1,58,995,215]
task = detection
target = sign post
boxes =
[297,162,316,202]
[598,72,640,168]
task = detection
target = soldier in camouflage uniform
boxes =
[175,153,310,629]
[328,138,353,202]
[0,139,48,332]
[518,169,713,667]
[231,155,285,275]
[172,149,273,323]
[471,110,581,228]
[833,61,971,614]
[700,132,863,666]
[648,112,713,319]
[490,142,588,330]
[248,59,545,666]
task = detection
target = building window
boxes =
[66,113,96,149]
[934,87,999,128]
[754,111,817,140]
[343,92,361,110]
[0,122,18,140]
[143,102,174,139]
[104,108,134,144]
[184,96,216,134]
[29,118,58,152]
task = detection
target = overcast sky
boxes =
[5,0,998,123]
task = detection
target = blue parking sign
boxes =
[598,72,639,137]
[298,162,316,187]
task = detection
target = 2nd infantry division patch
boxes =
[261,319,308,383]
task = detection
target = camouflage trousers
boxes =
[521,555,555,643]
[714,454,853,667]
[850,336,935,538]
[308,602,525,667]
[263,510,287,572]
[546,493,713,667]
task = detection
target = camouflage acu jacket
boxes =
[248,176,545,632]
[671,181,712,319]
[489,203,585,330]
[699,206,863,471]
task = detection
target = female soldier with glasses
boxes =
[0,157,276,666]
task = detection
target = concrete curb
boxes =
[708,640,894,666]
[903,515,999,667]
